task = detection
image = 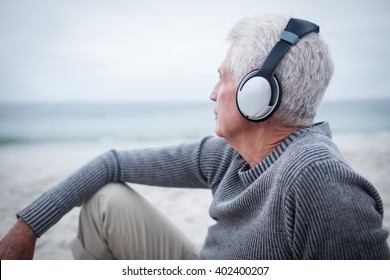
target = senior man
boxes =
[1,14,389,260]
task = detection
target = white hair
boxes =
[225,14,334,127]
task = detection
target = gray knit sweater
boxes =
[18,122,390,259]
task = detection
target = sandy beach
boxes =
[0,133,389,259]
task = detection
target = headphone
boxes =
[236,18,320,122]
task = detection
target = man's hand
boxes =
[0,218,37,260]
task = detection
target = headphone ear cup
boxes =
[236,70,280,121]
[268,75,281,107]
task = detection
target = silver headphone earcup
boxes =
[236,71,280,122]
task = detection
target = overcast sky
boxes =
[0,0,389,103]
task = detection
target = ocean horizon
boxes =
[0,99,389,146]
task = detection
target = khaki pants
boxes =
[70,183,199,260]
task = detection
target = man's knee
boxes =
[78,182,143,241]
[82,182,137,217]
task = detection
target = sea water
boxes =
[0,99,389,146]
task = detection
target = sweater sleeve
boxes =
[284,159,390,260]
[113,135,233,189]
[17,136,231,237]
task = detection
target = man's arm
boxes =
[0,219,37,260]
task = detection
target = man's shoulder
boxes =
[276,127,348,183]
[287,126,343,164]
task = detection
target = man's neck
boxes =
[229,119,302,168]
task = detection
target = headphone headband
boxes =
[255,18,319,79]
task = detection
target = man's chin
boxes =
[214,127,224,138]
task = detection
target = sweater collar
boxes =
[238,122,332,186]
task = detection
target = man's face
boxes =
[210,60,247,142]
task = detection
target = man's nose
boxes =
[210,87,218,102]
